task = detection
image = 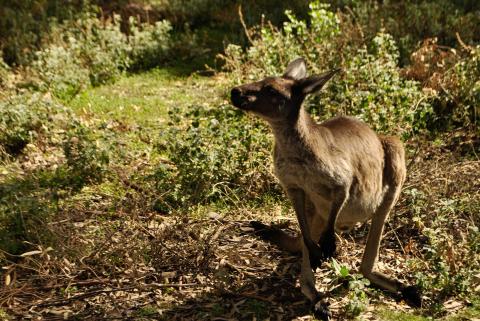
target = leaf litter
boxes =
[1,137,478,320]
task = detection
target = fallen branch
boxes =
[33,283,205,308]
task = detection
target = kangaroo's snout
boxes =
[230,87,244,108]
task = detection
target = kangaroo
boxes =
[230,58,421,319]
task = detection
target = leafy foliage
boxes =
[222,2,434,136]
[0,94,110,254]
[31,13,172,100]
[153,104,279,211]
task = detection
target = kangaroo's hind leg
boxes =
[359,136,422,307]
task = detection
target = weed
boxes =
[330,259,371,317]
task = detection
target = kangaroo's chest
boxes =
[273,154,334,194]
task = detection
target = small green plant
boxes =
[330,259,371,317]
[404,187,480,315]
[0,308,10,321]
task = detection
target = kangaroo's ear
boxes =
[297,68,341,95]
[283,57,307,80]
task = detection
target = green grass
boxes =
[68,67,222,126]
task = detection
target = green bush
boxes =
[153,104,280,211]
[0,0,91,66]
[0,94,66,158]
[128,18,173,71]
[32,13,129,99]
[31,13,172,100]
[320,32,434,137]
[0,94,110,255]
[221,2,433,136]
[337,0,480,65]
[434,46,480,131]
[0,53,11,88]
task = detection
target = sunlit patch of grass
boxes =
[67,67,223,127]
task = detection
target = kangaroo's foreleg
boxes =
[287,188,325,269]
[287,188,331,320]
[318,187,348,260]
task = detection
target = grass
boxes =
[68,67,224,126]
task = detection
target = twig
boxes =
[456,32,473,53]
[33,283,204,308]
[238,5,254,45]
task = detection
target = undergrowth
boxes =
[0,1,479,320]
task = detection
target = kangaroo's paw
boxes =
[319,231,337,260]
[307,242,324,270]
[400,285,422,308]
[312,298,331,321]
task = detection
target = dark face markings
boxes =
[230,77,296,121]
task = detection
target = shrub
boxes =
[341,0,480,65]
[153,104,280,211]
[32,13,172,100]
[221,2,433,137]
[0,94,67,158]
[33,44,91,100]
[128,18,173,71]
[0,53,11,88]
[434,46,480,131]
[319,32,434,137]
[0,94,110,255]
[32,13,129,100]
[403,40,480,133]
[0,0,91,66]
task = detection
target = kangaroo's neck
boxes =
[270,107,317,153]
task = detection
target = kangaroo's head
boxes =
[230,58,340,123]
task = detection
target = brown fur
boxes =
[230,58,421,314]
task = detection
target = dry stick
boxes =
[456,32,473,53]
[33,283,204,308]
[238,5,254,45]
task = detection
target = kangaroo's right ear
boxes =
[283,57,307,80]
[296,68,341,95]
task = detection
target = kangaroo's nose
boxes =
[230,87,243,107]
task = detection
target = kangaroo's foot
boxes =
[400,284,422,308]
[250,221,301,254]
[312,298,331,321]
[250,221,275,239]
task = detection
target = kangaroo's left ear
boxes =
[283,57,307,80]
[297,68,341,95]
